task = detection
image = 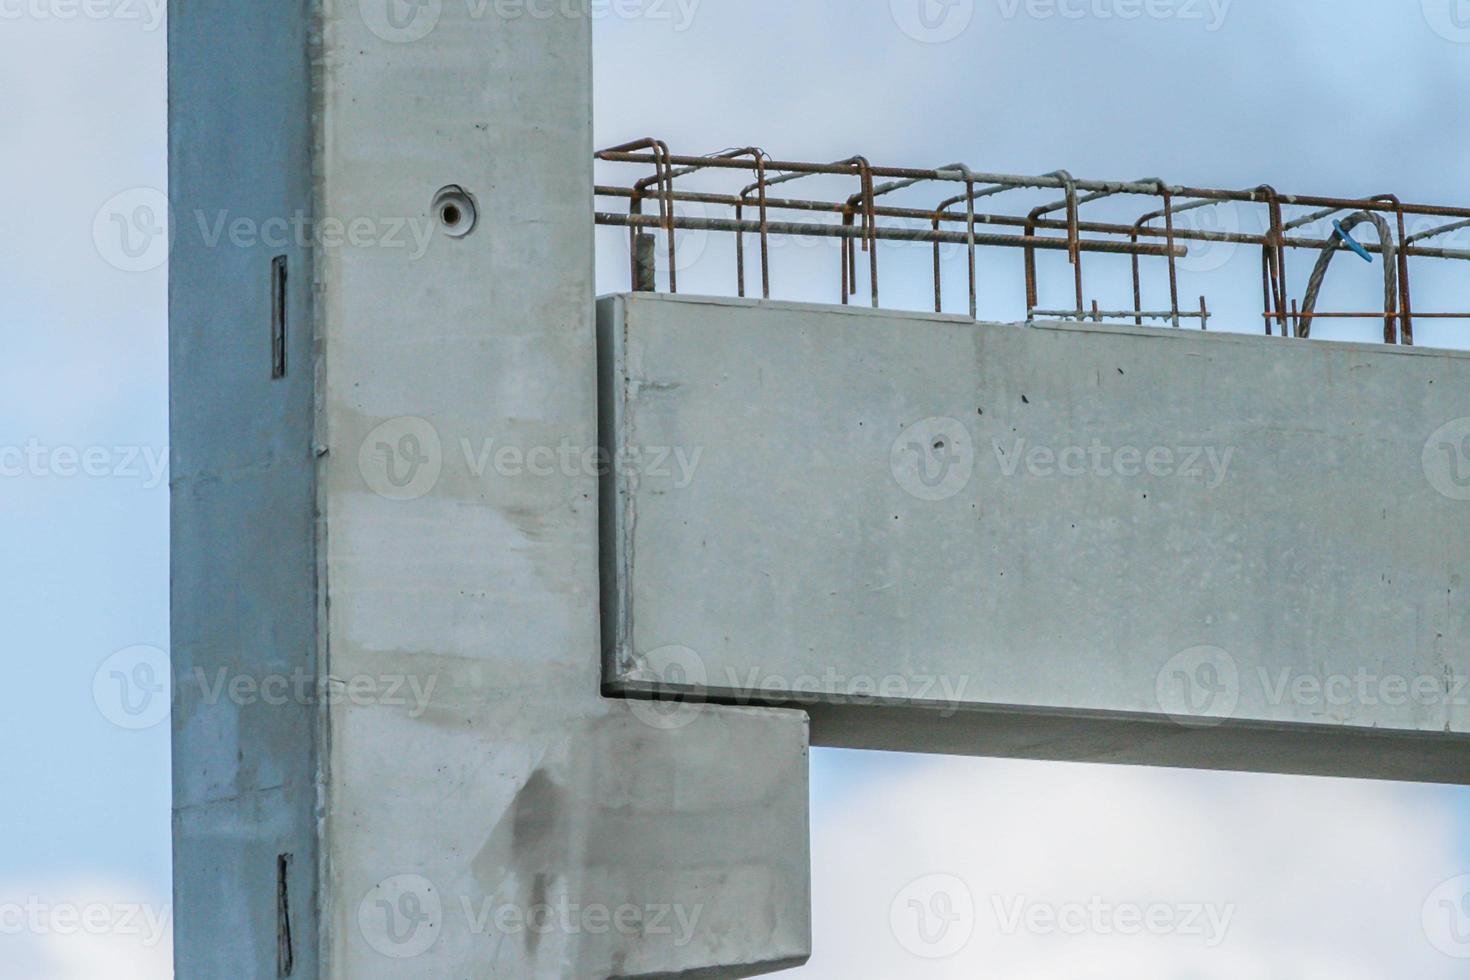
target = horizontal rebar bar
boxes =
[598,212,1188,256]
[1031,309,1209,321]
[595,186,1470,262]
[598,151,1470,222]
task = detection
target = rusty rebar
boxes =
[595,142,1470,344]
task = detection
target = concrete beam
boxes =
[170,5,809,978]
[601,293,1470,784]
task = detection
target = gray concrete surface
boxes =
[169,2,320,976]
[602,293,1470,783]
[171,5,810,978]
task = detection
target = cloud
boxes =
[799,752,1468,978]
[0,880,173,980]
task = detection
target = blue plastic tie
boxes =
[1333,220,1375,263]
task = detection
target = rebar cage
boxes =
[595,139,1470,346]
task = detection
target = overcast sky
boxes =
[5,1,1470,977]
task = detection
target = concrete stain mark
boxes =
[502,502,552,542]
[631,379,683,396]
[471,767,571,910]
[512,770,565,854]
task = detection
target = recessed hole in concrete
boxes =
[433,185,478,238]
